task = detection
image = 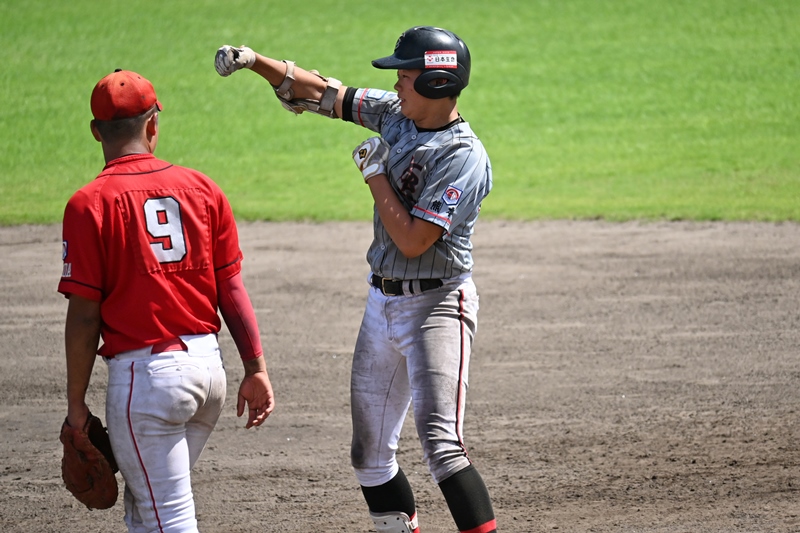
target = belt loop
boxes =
[408,280,419,295]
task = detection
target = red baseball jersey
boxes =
[58,153,243,357]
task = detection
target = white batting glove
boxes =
[353,137,389,182]
[215,45,256,77]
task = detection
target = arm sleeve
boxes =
[217,271,263,361]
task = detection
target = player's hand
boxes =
[215,45,256,77]
[237,369,275,428]
[353,137,389,182]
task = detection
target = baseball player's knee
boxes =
[350,438,367,468]
[352,462,400,488]
[352,427,403,486]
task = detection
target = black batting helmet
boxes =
[372,26,471,99]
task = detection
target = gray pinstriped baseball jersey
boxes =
[345,88,492,281]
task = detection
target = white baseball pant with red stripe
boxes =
[105,333,226,533]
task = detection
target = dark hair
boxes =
[93,105,158,144]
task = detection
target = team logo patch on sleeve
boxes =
[424,50,458,69]
[61,240,72,277]
[442,185,463,205]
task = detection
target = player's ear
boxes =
[145,112,158,136]
[90,120,102,143]
[144,111,159,153]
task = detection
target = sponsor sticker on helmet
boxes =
[442,185,463,205]
[424,50,458,69]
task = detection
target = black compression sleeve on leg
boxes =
[439,465,497,532]
[360,468,416,517]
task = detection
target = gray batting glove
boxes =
[353,137,389,182]
[215,45,256,77]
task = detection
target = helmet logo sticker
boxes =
[424,50,458,69]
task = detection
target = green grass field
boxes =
[1,0,798,224]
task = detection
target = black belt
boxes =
[371,274,443,296]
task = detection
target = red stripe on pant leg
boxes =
[126,361,165,532]
[461,519,497,533]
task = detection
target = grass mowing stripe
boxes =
[1,0,797,224]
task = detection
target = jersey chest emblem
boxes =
[398,157,423,206]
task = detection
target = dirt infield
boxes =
[1,220,799,532]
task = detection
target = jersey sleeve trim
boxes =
[355,89,370,127]
[214,254,243,283]
[411,206,452,228]
[215,255,242,272]
[58,279,103,301]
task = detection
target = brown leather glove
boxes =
[59,413,118,509]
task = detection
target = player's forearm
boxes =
[368,176,441,258]
[217,272,264,361]
[251,54,329,101]
[64,296,101,423]
[241,353,268,376]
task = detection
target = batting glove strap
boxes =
[215,45,256,77]
[353,137,389,182]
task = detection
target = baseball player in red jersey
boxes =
[59,70,275,532]
[215,26,496,533]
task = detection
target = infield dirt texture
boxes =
[1,220,799,532]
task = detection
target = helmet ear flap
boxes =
[414,70,462,99]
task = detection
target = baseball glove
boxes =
[59,413,119,510]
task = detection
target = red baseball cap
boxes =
[90,69,163,121]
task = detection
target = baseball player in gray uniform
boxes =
[215,26,497,533]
